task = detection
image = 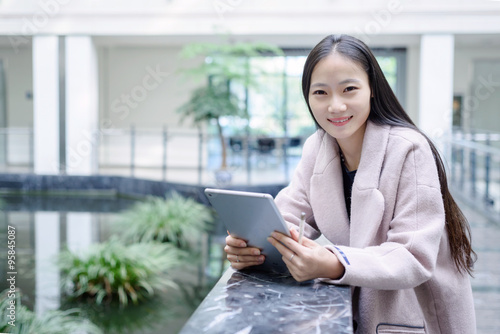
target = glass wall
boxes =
[222,48,407,140]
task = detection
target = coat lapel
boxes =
[309,131,351,246]
[308,122,390,248]
[350,121,390,247]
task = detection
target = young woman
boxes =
[224,34,477,333]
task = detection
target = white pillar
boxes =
[65,36,99,175]
[35,212,60,315]
[33,36,60,174]
[418,34,455,141]
[66,212,93,252]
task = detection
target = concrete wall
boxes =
[454,45,500,132]
[98,45,202,130]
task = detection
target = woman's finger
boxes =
[289,227,316,247]
[268,231,302,254]
[267,234,298,262]
[224,245,262,256]
[226,235,247,248]
[289,227,300,242]
[229,254,265,264]
[230,258,265,270]
[227,253,265,271]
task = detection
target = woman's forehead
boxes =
[311,54,368,81]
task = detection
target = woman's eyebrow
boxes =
[311,79,362,88]
[310,82,329,88]
[338,78,362,85]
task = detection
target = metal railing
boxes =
[97,126,305,186]
[2,126,500,216]
[445,129,500,222]
[0,126,305,186]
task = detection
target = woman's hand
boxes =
[267,228,345,282]
[224,234,265,270]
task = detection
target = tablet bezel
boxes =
[205,188,291,273]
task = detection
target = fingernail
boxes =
[253,249,260,256]
[240,242,247,247]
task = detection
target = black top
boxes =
[341,163,357,220]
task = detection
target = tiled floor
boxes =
[453,194,500,334]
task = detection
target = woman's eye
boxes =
[312,90,327,95]
[344,86,357,92]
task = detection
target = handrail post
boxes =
[484,134,491,206]
[198,127,203,185]
[450,134,456,184]
[470,148,476,197]
[283,137,289,184]
[245,131,251,185]
[130,124,135,177]
[29,127,34,172]
[162,125,167,181]
[0,128,5,166]
[459,132,465,191]
[94,128,100,175]
[470,129,476,197]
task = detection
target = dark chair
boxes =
[229,137,243,152]
[287,137,301,148]
[257,138,275,153]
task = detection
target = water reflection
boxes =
[66,213,93,253]
[35,212,60,314]
[0,194,225,334]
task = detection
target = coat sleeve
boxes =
[320,133,446,290]
[275,132,322,240]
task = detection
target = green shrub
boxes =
[119,192,214,249]
[0,289,102,334]
[60,292,176,334]
[59,238,182,306]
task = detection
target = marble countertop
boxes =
[180,267,353,334]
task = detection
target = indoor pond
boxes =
[0,193,228,334]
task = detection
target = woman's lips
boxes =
[328,116,353,126]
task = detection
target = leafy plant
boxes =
[177,82,242,172]
[178,41,283,89]
[60,291,176,334]
[177,40,283,171]
[0,289,102,334]
[59,238,182,306]
[60,264,219,334]
[119,192,214,250]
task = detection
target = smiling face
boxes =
[308,53,371,150]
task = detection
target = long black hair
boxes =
[302,34,476,275]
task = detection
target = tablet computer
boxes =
[204,188,291,273]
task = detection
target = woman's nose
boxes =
[327,97,347,113]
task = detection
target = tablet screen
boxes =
[205,188,291,273]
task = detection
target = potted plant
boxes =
[177,40,283,184]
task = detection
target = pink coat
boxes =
[275,121,476,333]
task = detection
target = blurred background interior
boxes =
[0,0,499,333]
